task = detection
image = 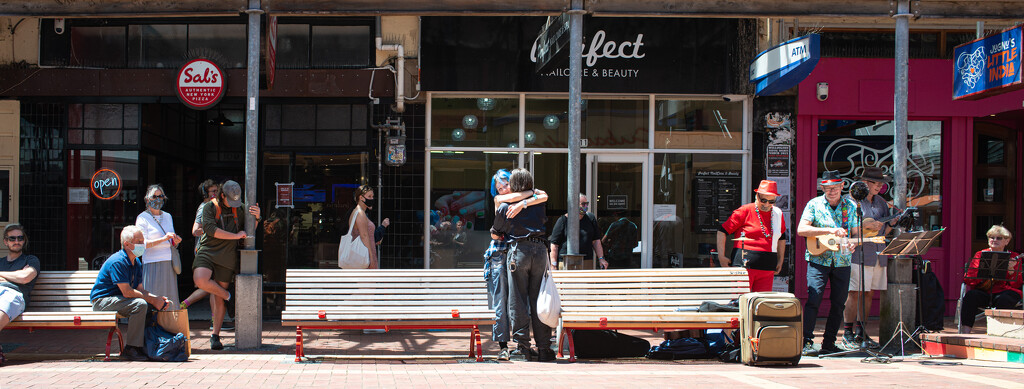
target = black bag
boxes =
[698,300,740,312]
[917,267,945,331]
[571,329,651,358]
[646,338,714,360]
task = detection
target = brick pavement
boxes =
[2,319,1024,388]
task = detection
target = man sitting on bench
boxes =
[0,224,41,361]
[91,225,171,361]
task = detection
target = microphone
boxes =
[850,181,869,201]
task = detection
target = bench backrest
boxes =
[284,269,489,312]
[552,268,749,312]
[26,271,100,312]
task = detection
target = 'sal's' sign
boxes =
[177,59,226,110]
[953,24,1022,100]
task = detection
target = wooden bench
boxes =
[281,269,494,362]
[7,271,123,361]
[552,267,749,361]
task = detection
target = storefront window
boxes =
[429,151,517,268]
[70,26,126,68]
[277,24,311,69]
[654,99,742,150]
[311,25,371,68]
[188,25,247,68]
[525,99,568,148]
[128,24,188,69]
[583,99,648,149]
[431,97,519,148]
[68,104,140,146]
[817,120,943,233]
[66,150,140,268]
[261,152,370,282]
[652,153,743,268]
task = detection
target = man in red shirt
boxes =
[717,180,787,292]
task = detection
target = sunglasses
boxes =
[581,202,590,206]
[5,235,25,242]
[989,236,1007,241]
[758,197,777,204]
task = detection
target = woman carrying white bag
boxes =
[339,185,377,269]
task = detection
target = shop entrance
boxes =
[586,154,648,269]
[972,121,1017,253]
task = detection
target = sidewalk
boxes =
[3,317,1024,388]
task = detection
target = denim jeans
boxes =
[803,261,851,345]
[507,240,552,349]
[485,249,510,342]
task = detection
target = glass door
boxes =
[587,154,648,269]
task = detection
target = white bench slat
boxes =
[286,282,485,289]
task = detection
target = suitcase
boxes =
[739,292,802,366]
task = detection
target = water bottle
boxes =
[838,237,851,255]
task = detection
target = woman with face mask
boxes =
[350,185,380,269]
[134,184,182,307]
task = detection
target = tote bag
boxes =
[145,211,182,275]
[156,308,192,355]
[338,211,370,269]
[537,270,562,328]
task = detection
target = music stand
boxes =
[966,251,1012,284]
[878,228,944,357]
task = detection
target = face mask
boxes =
[362,197,375,209]
[130,243,146,258]
[147,198,165,210]
[579,204,588,215]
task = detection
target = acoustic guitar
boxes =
[861,208,910,237]
[806,234,888,256]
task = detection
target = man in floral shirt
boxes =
[797,171,861,356]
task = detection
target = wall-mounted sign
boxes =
[694,170,742,233]
[68,187,90,204]
[276,182,293,208]
[90,169,121,200]
[953,24,1022,100]
[177,58,226,110]
[266,15,278,90]
[750,34,820,97]
[606,195,628,210]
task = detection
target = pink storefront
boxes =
[795,57,1024,314]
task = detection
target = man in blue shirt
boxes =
[91,225,170,361]
[797,171,861,356]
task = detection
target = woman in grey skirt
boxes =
[135,184,182,307]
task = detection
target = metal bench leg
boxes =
[468,326,476,358]
[295,326,304,362]
[105,328,115,361]
[475,327,483,362]
[565,329,577,362]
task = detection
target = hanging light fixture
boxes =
[525,131,536,144]
[452,128,466,141]
[462,114,479,129]
[208,109,235,126]
[476,98,496,111]
[543,114,560,130]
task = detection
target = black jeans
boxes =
[803,262,851,345]
[507,240,552,349]
[960,289,1022,327]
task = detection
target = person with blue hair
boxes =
[484,168,547,361]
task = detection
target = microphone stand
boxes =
[820,196,891,363]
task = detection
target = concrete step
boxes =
[986,309,1024,339]
[921,333,1024,363]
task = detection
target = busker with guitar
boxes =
[797,171,860,356]
[843,166,897,349]
[716,180,787,292]
[960,225,1023,334]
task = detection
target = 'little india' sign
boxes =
[953,24,1022,100]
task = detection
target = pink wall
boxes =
[795,57,1024,316]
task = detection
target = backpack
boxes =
[211,198,239,230]
[571,330,651,358]
[646,338,713,360]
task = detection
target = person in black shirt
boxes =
[549,194,608,269]
[490,168,554,362]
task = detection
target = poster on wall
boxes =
[275,182,294,208]
[767,176,792,212]
[694,170,742,233]
[766,145,791,176]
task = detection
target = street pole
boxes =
[237,0,263,349]
[566,0,583,263]
[882,0,913,350]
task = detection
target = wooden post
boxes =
[880,256,915,347]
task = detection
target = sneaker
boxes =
[497,347,511,361]
[210,334,224,350]
[819,342,845,355]
[842,330,857,348]
[801,341,818,357]
[121,346,148,361]
[509,346,537,361]
[860,335,880,350]
[537,348,556,362]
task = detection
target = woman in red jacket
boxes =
[960,225,1023,334]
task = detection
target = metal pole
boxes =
[243,0,261,246]
[893,0,909,211]
[567,1,583,259]
[976,21,984,39]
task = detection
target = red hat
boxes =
[754,180,779,196]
